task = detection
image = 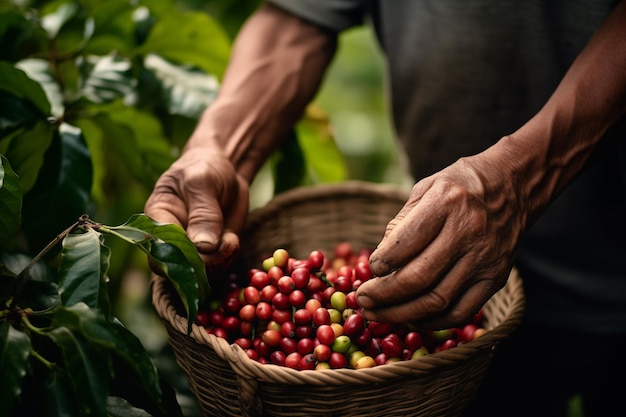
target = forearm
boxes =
[185,3,337,183]
[486,0,626,226]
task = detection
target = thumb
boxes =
[186,194,225,255]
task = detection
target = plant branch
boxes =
[11,215,91,307]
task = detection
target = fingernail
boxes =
[192,232,217,253]
[356,293,374,309]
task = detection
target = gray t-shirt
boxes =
[267,0,626,333]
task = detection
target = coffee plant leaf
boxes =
[271,129,306,194]
[143,53,219,119]
[21,123,93,254]
[78,105,171,188]
[58,228,112,318]
[83,1,136,55]
[0,155,22,250]
[15,58,65,118]
[0,252,58,311]
[136,9,230,80]
[0,119,56,195]
[0,323,31,417]
[103,214,208,333]
[51,304,175,417]
[94,101,175,179]
[80,54,135,105]
[0,65,56,195]
[44,324,111,417]
[0,62,50,116]
[39,1,80,40]
[35,366,80,417]
[296,108,348,183]
[0,8,48,62]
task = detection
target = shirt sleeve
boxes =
[265,0,366,32]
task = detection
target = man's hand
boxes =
[356,155,524,330]
[144,148,250,272]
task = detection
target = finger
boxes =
[358,216,467,310]
[361,270,496,329]
[223,175,250,235]
[144,187,188,228]
[369,188,447,278]
[408,275,504,330]
[183,162,240,254]
[202,230,241,273]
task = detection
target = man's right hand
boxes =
[144,148,250,272]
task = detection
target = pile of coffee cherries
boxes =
[195,242,487,370]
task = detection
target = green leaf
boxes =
[0,322,31,417]
[0,118,56,194]
[35,366,81,417]
[0,155,22,250]
[75,104,173,189]
[0,62,51,117]
[0,9,47,62]
[40,1,79,39]
[58,228,111,318]
[106,397,152,417]
[80,54,135,104]
[84,1,136,55]
[45,324,111,417]
[95,101,175,179]
[16,58,65,118]
[1,252,58,311]
[272,129,306,194]
[51,304,172,417]
[136,9,231,79]
[143,53,219,119]
[296,110,348,183]
[21,123,93,254]
[103,214,209,332]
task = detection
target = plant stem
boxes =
[11,216,87,307]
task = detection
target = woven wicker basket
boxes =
[151,181,525,417]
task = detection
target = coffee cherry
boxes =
[195,310,210,327]
[328,352,348,369]
[314,344,331,362]
[381,334,404,358]
[308,250,325,271]
[285,352,302,369]
[293,309,312,325]
[334,242,353,261]
[291,267,310,289]
[255,302,272,321]
[289,290,307,308]
[354,355,376,369]
[239,304,256,322]
[343,313,365,338]
[299,353,316,370]
[250,271,270,290]
[262,329,282,347]
[316,325,335,346]
[273,248,290,269]
[297,338,315,355]
[280,337,298,354]
[277,276,295,293]
[280,321,297,338]
[313,307,331,327]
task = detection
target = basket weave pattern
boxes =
[152,181,525,417]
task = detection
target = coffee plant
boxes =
[0,0,347,415]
